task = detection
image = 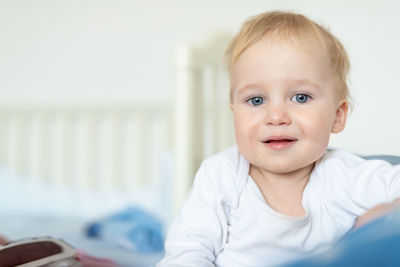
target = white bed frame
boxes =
[0,33,235,216]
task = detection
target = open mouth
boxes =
[263,137,297,143]
[264,139,296,143]
[263,137,297,150]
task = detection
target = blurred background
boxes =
[0,0,399,155]
[0,1,399,265]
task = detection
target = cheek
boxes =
[233,109,260,143]
[233,112,248,142]
[295,110,334,140]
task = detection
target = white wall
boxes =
[1,0,399,155]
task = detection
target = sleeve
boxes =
[157,161,230,267]
[321,151,400,217]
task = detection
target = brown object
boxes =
[0,235,8,246]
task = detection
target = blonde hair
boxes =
[226,11,351,106]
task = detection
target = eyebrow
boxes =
[292,79,321,89]
[236,83,262,95]
[236,79,321,95]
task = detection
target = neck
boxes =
[250,163,314,190]
[249,163,315,216]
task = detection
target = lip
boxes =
[262,135,298,151]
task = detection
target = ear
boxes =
[230,103,234,111]
[331,100,348,134]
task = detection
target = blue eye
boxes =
[292,94,310,103]
[247,97,265,106]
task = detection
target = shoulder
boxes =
[310,149,400,215]
[198,146,250,207]
[313,148,399,189]
[201,145,249,186]
[316,149,397,174]
[317,149,364,169]
[202,146,248,173]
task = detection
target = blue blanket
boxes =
[285,209,400,267]
[86,207,164,253]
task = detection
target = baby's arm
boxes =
[355,198,400,228]
[158,162,229,267]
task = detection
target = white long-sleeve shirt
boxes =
[158,146,400,267]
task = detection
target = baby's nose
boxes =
[263,104,291,126]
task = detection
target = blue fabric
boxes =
[326,149,400,165]
[362,155,400,165]
[284,209,400,267]
[86,207,164,253]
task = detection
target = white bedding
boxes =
[0,168,169,266]
[0,213,164,266]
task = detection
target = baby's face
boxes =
[230,37,347,174]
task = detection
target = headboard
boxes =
[173,32,235,210]
[0,32,235,216]
[0,105,171,191]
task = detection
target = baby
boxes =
[158,11,400,267]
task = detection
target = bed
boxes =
[0,33,234,266]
